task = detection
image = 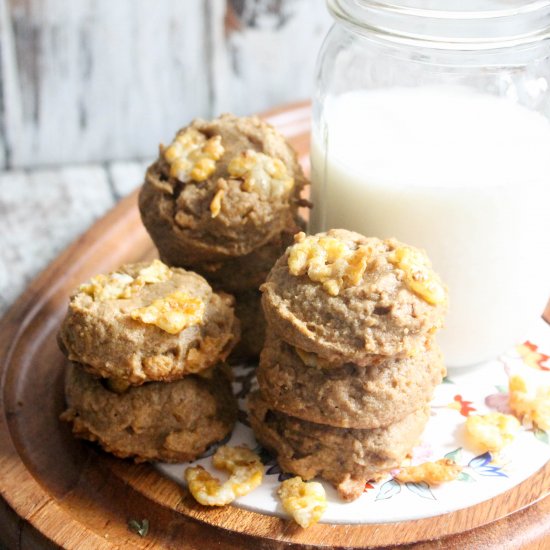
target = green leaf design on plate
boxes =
[375,479,401,501]
[457,471,475,482]
[444,447,462,462]
[405,481,436,500]
[534,427,549,445]
[128,518,149,537]
[494,384,508,394]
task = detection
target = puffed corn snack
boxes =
[288,232,371,296]
[209,188,225,218]
[388,247,447,306]
[295,346,332,369]
[509,375,550,431]
[465,412,521,453]
[130,291,205,334]
[163,128,224,183]
[228,149,294,199]
[79,260,172,302]
[185,446,264,506]
[277,476,327,528]
[395,458,462,485]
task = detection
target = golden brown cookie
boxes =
[61,363,237,463]
[249,391,429,501]
[228,290,266,364]
[139,114,307,265]
[257,333,445,429]
[193,226,297,294]
[261,229,447,362]
[58,261,239,386]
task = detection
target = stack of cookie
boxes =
[138,114,308,362]
[58,260,239,462]
[250,229,447,501]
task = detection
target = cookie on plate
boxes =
[249,391,429,501]
[58,260,239,386]
[261,230,447,362]
[192,226,297,295]
[139,114,307,265]
[61,363,237,463]
[257,333,445,429]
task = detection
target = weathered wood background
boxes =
[0,0,331,315]
[0,0,330,169]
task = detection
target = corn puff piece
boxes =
[278,477,327,528]
[287,232,371,296]
[395,458,462,484]
[185,446,264,506]
[465,412,521,453]
[509,375,550,431]
[164,128,224,183]
[130,291,204,334]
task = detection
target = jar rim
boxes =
[354,0,550,20]
[328,0,550,50]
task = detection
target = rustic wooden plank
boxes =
[0,166,114,315]
[0,0,7,169]
[0,0,23,169]
[107,160,150,200]
[209,0,332,115]
[5,0,211,168]
[2,0,331,168]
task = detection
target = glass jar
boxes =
[310,0,550,367]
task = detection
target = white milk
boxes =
[310,87,550,367]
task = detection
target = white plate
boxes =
[157,317,550,524]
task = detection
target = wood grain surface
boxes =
[0,104,549,549]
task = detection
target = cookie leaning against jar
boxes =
[261,229,448,362]
[61,363,237,462]
[57,260,239,387]
[257,332,445,429]
[139,113,308,266]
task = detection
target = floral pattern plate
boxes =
[157,317,550,524]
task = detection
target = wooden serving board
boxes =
[1,103,549,550]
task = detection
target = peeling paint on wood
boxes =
[0,0,331,168]
[212,0,332,115]
[108,160,150,199]
[3,0,212,168]
[0,0,23,169]
[0,165,114,313]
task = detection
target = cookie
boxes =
[193,226,297,294]
[257,333,445,429]
[261,229,447,362]
[249,391,429,501]
[228,290,266,364]
[139,114,307,265]
[58,260,239,386]
[61,363,237,463]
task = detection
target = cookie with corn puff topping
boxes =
[139,114,307,265]
[58,260,239,386]
[261,229,447,362]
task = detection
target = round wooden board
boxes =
[1,103,549,550]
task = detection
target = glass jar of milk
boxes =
[311,0,550,367]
